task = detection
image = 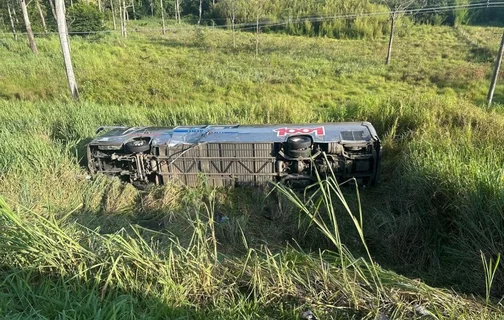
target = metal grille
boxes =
[341,130,365,141]
[162,143,276,186]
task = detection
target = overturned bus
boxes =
[87,122,382,188]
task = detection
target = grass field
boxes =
[0,23,504,318]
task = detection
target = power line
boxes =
[242,0,501,26]
[237,2,504,31]
[139,2,504,32]
[132,0,504,25]
[0,30,114,36]
[172,1,504,31]
[0,2,502,36]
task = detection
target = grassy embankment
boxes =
[0,24,503,318]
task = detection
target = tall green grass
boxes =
[0,178,501,319]
[0,25,500,106]
[0,93,503,299]
[0,24,504,317]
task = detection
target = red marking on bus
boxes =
[274,127,325,137]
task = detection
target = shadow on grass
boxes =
[76,137,94,167]
[359,149,504,298]
[0,267,305,319]
[468,46,495,63]
[472,85,504,106]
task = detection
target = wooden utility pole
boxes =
[55,0,79,100]
[110,0,117,30]
[231,3,236,48]
[160,0,166,34]
[487,31,504,107]
[255,13,260,57]
[119,0,127,37]
[382,0,425,65]
[386,11,397,65]
[223,0,237,47]
[175,0,180,23]
[122,0,127,37]
[19,0,38,55]
[198,0,202,24]
[7,1,18,40]
[119,2,124,35]
[35,0,48,34]
[250,0,267,57]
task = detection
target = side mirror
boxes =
[94,126,127,135]
[95,126,105,135]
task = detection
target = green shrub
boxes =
[67,3,105,35]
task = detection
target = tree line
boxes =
[0,0,502,40]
